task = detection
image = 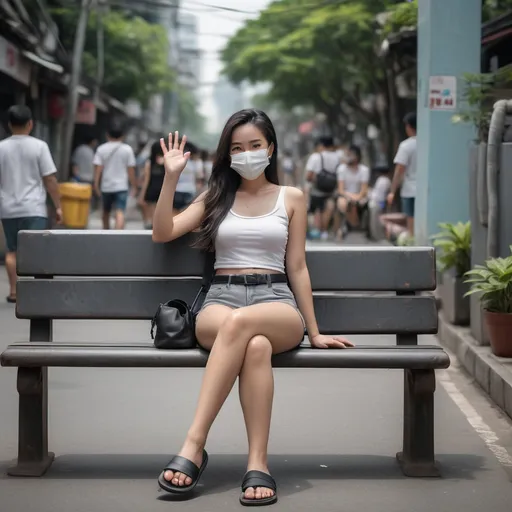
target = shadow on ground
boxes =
[0,452,487,500]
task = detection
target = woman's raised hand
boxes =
[160,131,191,177]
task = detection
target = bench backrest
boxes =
[16,231,438,342]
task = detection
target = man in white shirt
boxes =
[336,144,370,237]
[71,134,97,184]
[0,105,62,303]
[387,112,417,236]
[305,136,339,240]
[93,121,137,229]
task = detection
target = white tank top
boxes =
[214,186,289,273]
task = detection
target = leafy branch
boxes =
[452,67,512,141]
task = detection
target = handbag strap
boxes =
[150,303,163,339]
[191,250,216,312]
[201,250,216,287]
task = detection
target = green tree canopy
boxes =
[383,0,512,37]
[222,0,403,138]
[51,6,175,106]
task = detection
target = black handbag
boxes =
[151,252,215,349]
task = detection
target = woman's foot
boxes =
[6,294,16,304]
[163,436,205,487]
[242,466,275,501]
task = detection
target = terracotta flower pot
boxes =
[483,310,512,358]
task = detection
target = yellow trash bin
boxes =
[59,182,93,229]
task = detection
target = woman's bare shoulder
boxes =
[283,186,305,203]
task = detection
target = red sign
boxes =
[298,120,315,134]
[75,100,97,125]
[0,35,30,85]
[48,94,65,119]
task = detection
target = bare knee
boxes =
[324,198,335,214]
[244,335,272,365]
[337,197,347,213]
[219,309,251,343]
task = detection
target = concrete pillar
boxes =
[415,0,481,244]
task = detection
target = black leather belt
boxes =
[211,273,288,286]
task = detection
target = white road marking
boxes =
[438,370,512,467]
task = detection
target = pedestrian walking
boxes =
[70,134,97,185]
[387,112,417,237]
[172,141,203,214]
[0,105,62,303]
[93,121,138,230]
[152,109,353,505]
[138,139,166,229]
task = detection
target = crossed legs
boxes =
[163,302,304,500]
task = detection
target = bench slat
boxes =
[16,231,436,291]
[0,343,450,369]
[16,279,438,334]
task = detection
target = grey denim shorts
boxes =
[201,278,305,328]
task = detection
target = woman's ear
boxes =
[268,142,275,158]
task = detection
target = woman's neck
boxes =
[238,175,271,193]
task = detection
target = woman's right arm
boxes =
[152,176,205,242]
[152,132,205,243]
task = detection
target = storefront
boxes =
[0,34,31,139]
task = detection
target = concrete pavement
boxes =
[437,313,512,421]
[1,238,512,510]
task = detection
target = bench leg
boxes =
[396,369,440,477]
[8,367,54,477]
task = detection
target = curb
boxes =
[437,313,512,421]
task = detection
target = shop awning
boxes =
[22,50,63,74]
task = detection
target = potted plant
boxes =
[465,245,512,358]
[431,222,471,325]
[452,68,512,345]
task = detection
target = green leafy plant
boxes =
[431,222,471,277]
[396,231,415,246]
[381,0,417,37]
[50,7,175,106]
[464,246,512,313]
[452,68,512,141]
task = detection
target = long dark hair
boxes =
[195,109,279,251]
[149,139,164,166]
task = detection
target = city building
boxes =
[177,11,201,98]
[212,76,246,133]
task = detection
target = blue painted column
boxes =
[415,0,481,244]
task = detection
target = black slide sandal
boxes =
[240,470,278,507]
[157,450,208,494]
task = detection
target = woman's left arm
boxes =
[285,187,353,349]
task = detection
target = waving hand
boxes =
[160,131,191,177]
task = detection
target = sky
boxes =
[180,0,272,124]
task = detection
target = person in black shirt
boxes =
[138,139,166,229]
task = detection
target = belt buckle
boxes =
[244,274,260,286]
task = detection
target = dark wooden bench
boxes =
[0,230,449,478]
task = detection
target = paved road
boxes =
[0,237,511,511]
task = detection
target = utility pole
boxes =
[59,0,92,182]
[95,0,106,102]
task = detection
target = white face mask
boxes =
[230,148,270,180]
